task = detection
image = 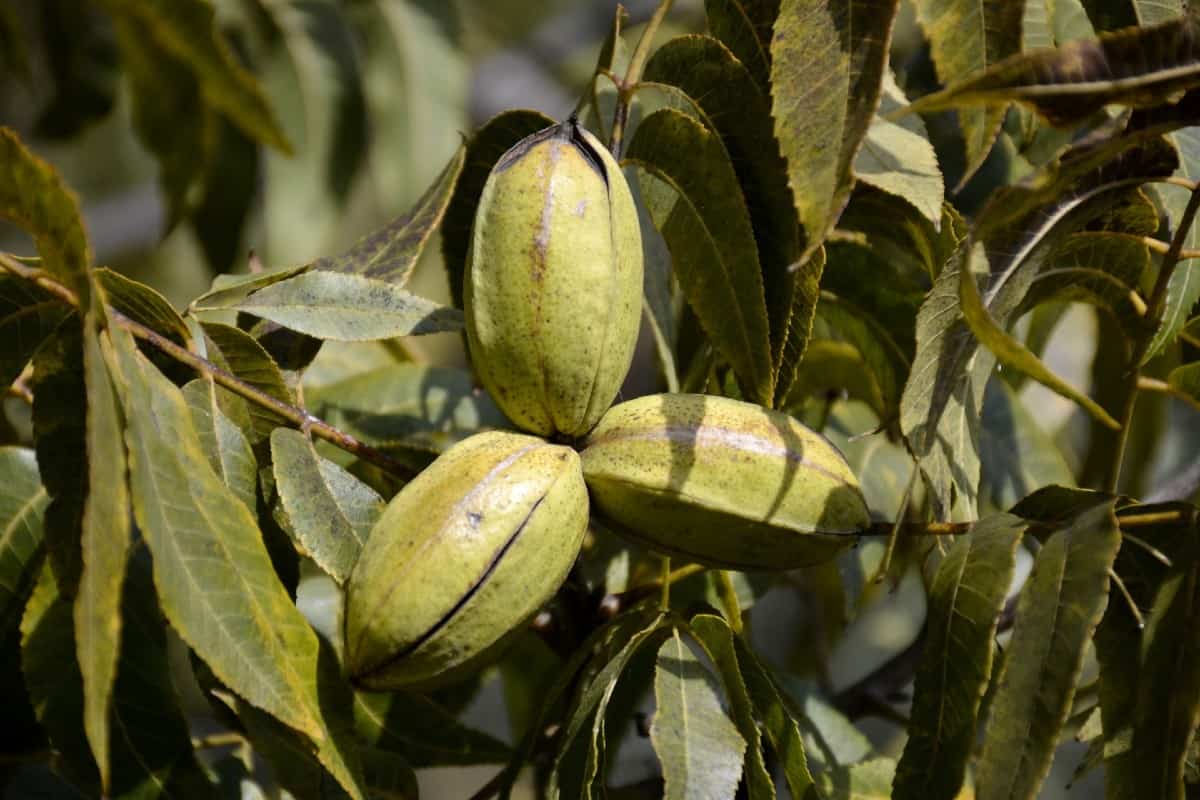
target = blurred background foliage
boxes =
[2,1,1198,797]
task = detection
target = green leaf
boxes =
[548,611,673,799]
[635,169,680,393]
[350,0,467,222]
[74,325,131,792]
[856,72,944,225]
[731,635,815,797]
[182,379,257,512]
[1146,127,1200,361]
[626,108,773,405]
[0,128,91,301]
[1092,500,1195,798]
[191,118,259,274]
[958,231,1121,429]
[704,0,773,91]
[304,362,507,464]
[201,321,295,442]
[1136,0,1185,24]
[893,514,1024,800]
[792,292,907,421]
[0,2,28,78]
[95,269,190,346]
[108,553,214,797]
[21,564,98,792]
[229,271,463,341]
[899,231,994,520]
[1022,0,1095,49]
[641,35,804,387]
[229,644,369,800]
[912,0,1023,185]
[1015,231,1150,337]
[31,320,87,595]
[905,11,1200,127]
[0,447,48,641]
[651,628,746,800]
[32,0,117,139]
[97,0,289,152]
[771,0,900,258]
[257,0,365,265]
[903,137,1178,518]
[1129,555,1200,800]
[0,274,68,392]
[315,146,464,285]
[442,109,556,310]
[815,757,903,799]
[192,263,311,310]
[1167,361,1200,402]
[105,327,365,798]
[784,680,873,767]
[353,690,510,767]
[360,746,419,800]
[975,499,1121,800]
[110,11,213,227]
[689,615,774,799]
[774,247,825,406]
[825,402,916,520]
[271,428,381,584]
[978,380,1075,512]
[579,8,627,141]
[827,192,960,358]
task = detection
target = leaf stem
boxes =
[659,555,672,608]
[0,255,418,480]
[1105,180,1200,492]
[1136,375,1200,412]
[715,570,744,633]
[607,0,674,156]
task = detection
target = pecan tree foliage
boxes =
[2,0,1200,798]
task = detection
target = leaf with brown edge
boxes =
[314,146,464,285]
[974,499,1121,800]
[893,514,1024,800]
[705,0,775,91]
[910,0,1023,188]
[641,35,801,393]
[0,128,91,302]
[182,379,257,513]
[771,0,900,263]
[95,268,190,347]
[626,108,773,406]
[200,321,294,443]
[958,235,1121,430]
[74,323,130,793]
[856,72,944,225]
[904,10,1200,128]
[104,327,366,798]
[902,137,1178,519]
[229,271,463,342]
